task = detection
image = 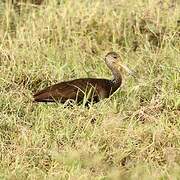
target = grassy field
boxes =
[0,0,180,179]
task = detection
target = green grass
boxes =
[0,0,180,179]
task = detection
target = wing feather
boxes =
[33,78,112,103]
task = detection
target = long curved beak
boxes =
[119,63,137,78]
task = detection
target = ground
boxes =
[0,0,180,179]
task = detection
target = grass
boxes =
[0,0,180,179]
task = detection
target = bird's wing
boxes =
[33,79,98,103]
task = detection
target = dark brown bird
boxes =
[33,52,134,104]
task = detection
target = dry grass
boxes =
[0,0,180,179]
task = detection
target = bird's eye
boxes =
[113,56,117,59]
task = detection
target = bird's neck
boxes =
[111,67,122,88]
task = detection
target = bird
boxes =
[33,52,134,105]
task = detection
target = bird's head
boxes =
[105,51,135,77]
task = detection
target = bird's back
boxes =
[33,78,117,103]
